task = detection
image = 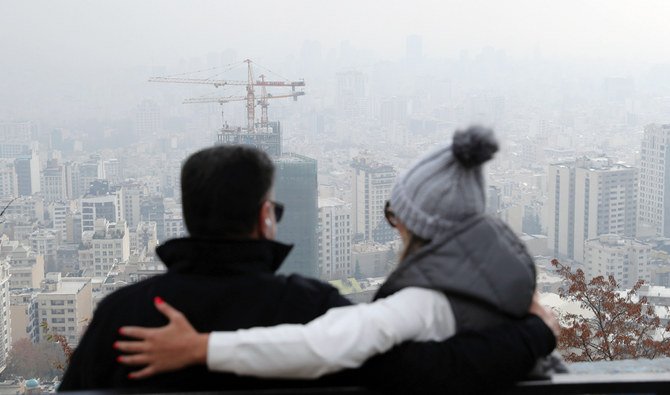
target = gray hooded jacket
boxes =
[375,214,536,332]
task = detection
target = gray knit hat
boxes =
[390,126,498,240]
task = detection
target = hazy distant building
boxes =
[584,234,651,288]
[103,159,122,185]
[29,229,59,270]
[0,196,44,224]
[638,124,670,238]
[5,243,45,289]
[352,241,394,279]
[36,273,92,346]
[55,244,80,275]
[379,97,408,128]
[351,158,396,243]
[0,160,18,199]
[14,150,40,196]
[90,220,130,278]
[48,202,70,242]
[164,212,186,240]
[336,71,369,120]
[10,290,39,344]
[131,221,158,256]
[547,157,637,262]
[0,260,11,372]
[134,100,162,138]
[0,122,34,162]
[275,154,318,277]
[0,122,32,144]
[120,182,146,229]
[78,247,94,276]
[81,192,124,233]
[318,198,352,280]
[486,185,502,216]
[41,159,68,203]
[140,197,165,242]
[76,158,104,198]
[65,212,83,244]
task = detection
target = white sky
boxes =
[2,0,670,69]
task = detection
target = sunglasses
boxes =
[269,200,284,223]
[384,200,397,228]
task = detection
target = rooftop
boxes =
[318,197,347,208]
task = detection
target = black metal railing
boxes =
[62,373,670,395]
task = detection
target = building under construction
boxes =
[150,59,304,158]
[150,60,318,277]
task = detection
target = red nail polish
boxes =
[154,296,164,305]
[113,342,118,349]
[116,356,123,363]
[128,373,134,379]
[118,327,125,335]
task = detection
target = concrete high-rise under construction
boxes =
[154,59,315,277]
[216,122,319,278]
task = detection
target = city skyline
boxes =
[2,1,670,385]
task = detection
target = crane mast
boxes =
[245,59,255,132]
[259,74,269,128]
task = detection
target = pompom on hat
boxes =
[389,126,499,240]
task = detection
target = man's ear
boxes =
[257,200,273,239]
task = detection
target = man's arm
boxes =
[117,292,558,384]
[116,287,455,379]
[360,315,556,395]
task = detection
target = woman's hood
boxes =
[376,215,536,318]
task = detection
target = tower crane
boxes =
[183,91,305,129]
[149,59,305,131]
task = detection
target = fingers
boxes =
[117,353,152,366]
[114,340,149,353]
[128,365,157,380]
[118,326,156,340]
[153,297,186,322]
[119,296,182,338]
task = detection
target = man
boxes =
[60,145,557,392]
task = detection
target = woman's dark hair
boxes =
[181,145,275,238]
[400,233,430,262]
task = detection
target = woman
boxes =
[116,126,547,380]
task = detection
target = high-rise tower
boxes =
[274,154,318,277]
[638,124,670,238]
[547,157,637,262]
[351,158,396,243]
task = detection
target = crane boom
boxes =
[150,59,305,132]
[183,91,305,105]
[148,77,304,88]
[148,77,248,87]
[183,95,247,104]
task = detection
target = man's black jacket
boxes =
[60,238,555,394]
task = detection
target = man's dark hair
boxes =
[181,145,275,238]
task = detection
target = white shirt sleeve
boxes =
[207,287,456,379]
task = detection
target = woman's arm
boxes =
[116,287,455,379]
